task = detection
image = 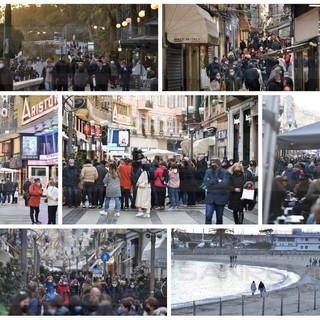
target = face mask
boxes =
[229,73,235,76]
[0,63,4,69]
[117,307,124,315]
[216,76,221,80]
[63,282,67,286]
[120,64,124,68]
[21,306,29,313]
[211,165,218,170]
[48,280,52,283]
[173,169,178,173]
[74,307,82,313]
[145,307,151,313]
[232,65,236,68]
[130,285,135,288]
[112,283,117,287]
[215,60,218,63]
[69,164,74,167]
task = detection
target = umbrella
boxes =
[143,149,177,156]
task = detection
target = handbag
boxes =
[23,192,31,201]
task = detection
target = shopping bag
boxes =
[241,189,254,200]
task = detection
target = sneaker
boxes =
[82,204,86,209]
[136,212,145,217]
[154,206,161,210]
[100,210,108,215]
[91,205,96,209]
[174,206,179,210]
[160,206,165,210]
[144,213,150,218]
[98,205,103,209]
[168,207,175,211]
[114,211,120,217]
[36,221,42,224]
[124,207,129,210]
[89,205,93,209]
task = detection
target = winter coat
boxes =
[135,170,151,209]
[168,169,180,188]
[179,166,196,192]
[63,165,80,187]
[154,167,168,188]
[244,68,260,91]
[47,186,59,206]
[55,60,70,84]
[305,180,320,204]
[283,167,300,187]
[80,164,98,183]
[251,282,257,292]
[119,164,132,189]
[29,183,42,207]
[103,173,121,198]
[0,67,13,91]
[95,165,108,186]
[228,172,249,211]
[56,285,71,304]
[119,66,132,84]
[74,68,89,88]
[94,65,110,86]
[110,64,119,76]
[267,80,283,91]
[207,62,223,80]
[226,75,242,91]
[203,167,230,205]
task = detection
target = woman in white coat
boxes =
[135,163,151,218]
[47,179,58,224]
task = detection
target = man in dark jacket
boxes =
[207,57,223,81]
[267,73,283,91]
[203,158,230,224]
[226,68,242,91]
[0,58,13,91]
[244,63,260,91]
[62,159,80,207]
[93,160,108,208]
[94,59,110,91]
[55,54,70,91]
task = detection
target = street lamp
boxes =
[31,231,49,276]
[146,229,165,297]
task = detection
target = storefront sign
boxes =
[113,104,132,126]
[39,153,58,160]
[21,96,58,125]
[21,136,39,160]
[217,130,227,140]
[118,130,130,147]
[2,142,10,154]
[171,37,202,43]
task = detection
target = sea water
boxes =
[172,259,301,308]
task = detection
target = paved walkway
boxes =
[0,197,58,225]
[63,203,258,225]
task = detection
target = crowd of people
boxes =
[9,272,167,316]
[206,32,294,91]
[269,155,320,223]
[63,150,258,224]
[0,42,157,91]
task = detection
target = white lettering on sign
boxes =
[22,96,59,125]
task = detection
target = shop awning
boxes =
[277,121,320,150]
[193,138,210,156]
[239,16,251,32]
[141,236,167,261]
[260,40,317,58]
[121,36,158,47]
[165,4,219,45]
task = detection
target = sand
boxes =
[171,254,320,316]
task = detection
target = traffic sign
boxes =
[100,252,110,262]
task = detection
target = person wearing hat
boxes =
[203,157,230,224]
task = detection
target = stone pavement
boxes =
[63,202,258,225]
[0,197,58,225]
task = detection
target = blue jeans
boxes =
[45,82,53,91]
[104,197,121,211]
[182,192,188,205]
[168,187,179,207]
[205,203,225,224]
[67,186,78,206]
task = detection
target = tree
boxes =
[130,265,150,302]
[0,259,23,312]
[207,229,238,248]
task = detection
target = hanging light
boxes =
[116,23,121,28]
[137,17,141,23]
[151,4,158,10]
[118,47,122,52]
[101,27,106,30]
[126,17,132,23]
[122,21,128,27]
[138,10,145,18]
[93,25,98,30]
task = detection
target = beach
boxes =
[172,254,320,316]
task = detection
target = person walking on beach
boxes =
[250,281,257,295]
[258,281,266,297]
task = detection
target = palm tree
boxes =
[207,228,238,248]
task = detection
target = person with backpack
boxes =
[153,161,169,210]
